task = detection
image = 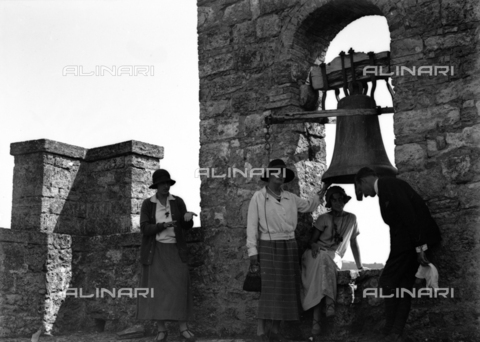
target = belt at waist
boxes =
[260,232,295,240]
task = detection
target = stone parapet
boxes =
[85,141,164,162]
[10,139,162,235]
[10,139,87,159]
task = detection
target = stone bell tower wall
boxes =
[197,0,480,339]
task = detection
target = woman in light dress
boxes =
[301,186,367,340]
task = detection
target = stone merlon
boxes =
[10,139,164,161]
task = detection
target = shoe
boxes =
[307,334,321,342]
[154,331,168,342]
[325,303,335,317]
[180,329,196,342]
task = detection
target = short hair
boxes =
[355,167,377,183]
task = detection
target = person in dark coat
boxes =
[137,169,197,342]
[355,167,441,342]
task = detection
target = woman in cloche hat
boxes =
[246,159,329,342]
[136,169,197,342]
[301,186,367,342]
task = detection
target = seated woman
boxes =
[301,186,366,340]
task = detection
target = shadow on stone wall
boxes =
[0,139,164,338]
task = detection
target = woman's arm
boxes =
[350,235,364,270]
[294,182,330,213]
[310,216,327,258]
[310,229,322,258]
[139,199,166,236]
[246,193,260,260]
[176,197,194,230]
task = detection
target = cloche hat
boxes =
[260,159,295,183]
[149,169,176,189]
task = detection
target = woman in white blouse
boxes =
[246,159,328,342]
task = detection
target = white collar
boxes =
[263,186,288,200]
[150,194,175,203]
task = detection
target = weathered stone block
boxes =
[391,37,423,56]
[200,118,239,143]
[445,124,480,150]
[223,0,251,24]
[396,143,427,171]
[198,6,216,29]
[256,14,281,38]
[425,32,474,51]
[260,0,294,14]
[200,99,231,119]
[457,182,480,209]
[232,20,256,44]
[199,27,232,51]
[395,104,460,138]
[199,53,235,77]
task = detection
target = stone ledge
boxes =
[70,228,203,252]
[0,333,385,342]
[0,227,48,244]
[337,268,383,285]
[85,141,164,162]
[10,139,87,159]
[9,140,164,162]
[0,228,73,246]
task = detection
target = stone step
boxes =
[0,332,377,342]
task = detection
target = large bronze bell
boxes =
[321,93,397,185]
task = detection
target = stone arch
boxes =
[275,0,396,83]
[281,0,387,54]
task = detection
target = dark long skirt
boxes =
[258,239,302,321]
[136,242,193,321]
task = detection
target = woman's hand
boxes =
[184,212,198,222]
[311,242,321,258]
[164,221,177,228]
[249,255,260,273]
[317,181,331,197]
[417,250,430,267]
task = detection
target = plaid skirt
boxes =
[258,239,302,321]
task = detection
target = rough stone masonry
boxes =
[1,0,480,340]
[197,0,480,340]
[0,137,382,340]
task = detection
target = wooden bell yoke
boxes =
[264,49,398,185]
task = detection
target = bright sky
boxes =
[0,2,393,263]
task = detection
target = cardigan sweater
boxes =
[139,194,193,265]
